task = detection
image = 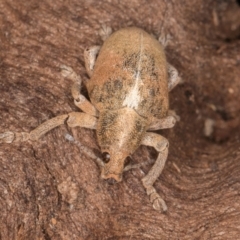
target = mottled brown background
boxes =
[0,0,240,239]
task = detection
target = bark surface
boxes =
[0,0,240,239]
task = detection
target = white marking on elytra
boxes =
[123,33,143,109]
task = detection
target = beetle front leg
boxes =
[61,65,98,117]
[0,112,97,143]
[141,132,169,212]
[65,133,105,170]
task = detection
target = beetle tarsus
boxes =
[99,25,112,41]
[0,131,15,143]
[147,186,168,212]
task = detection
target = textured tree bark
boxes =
[0,0,240,239]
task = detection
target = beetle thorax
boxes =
[97,107,148,181]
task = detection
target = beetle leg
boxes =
[158,33,171,48]
[167,63,181,91]
[0,114,68,143]
[141,132,169,212]
[65,133,105,169]
[148,110,180,131]
[84,46,101,77]
[66,112,97,129]
[61,65,98,116]
[148,116,176,131]
[83,26,112,76]
[0,112,97,143]
[123,158,155,172]
[158,33,182,91]
[99,25,112,41]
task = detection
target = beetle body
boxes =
[87,27,169,181]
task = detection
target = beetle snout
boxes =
[100,158,124,182]
[100,151,127,182]
[101,170,123,182]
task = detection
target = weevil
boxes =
[0,27,181,211]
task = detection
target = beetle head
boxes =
[97,108,148,182]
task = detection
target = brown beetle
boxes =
[1,27,180,211]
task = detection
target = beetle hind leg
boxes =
[83,26,112,77]
[141,132,169,212]
[158,33,171,48]
[167,63,182,91]
[99,25,112,41]
[84,46,101,77]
